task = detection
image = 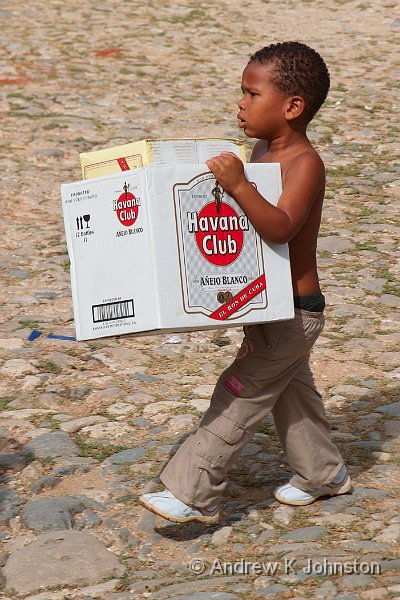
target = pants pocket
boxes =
[194,409,245,468]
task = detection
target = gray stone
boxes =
[137,511,156,533]
[231,583,253,593]
[280,526,328,542]
[31,474,60,494]
[105,448,147,464]
[137,543,154,560]
[376,401,400,417]
[75,508,102,529]
[133,417,151,427]
[280,568,310,583]
[149,578,245,599]
[254,576,275,589]
[318,236,354,253]
[357,279,386,293]
[352,486,389,499]
[125,392,156,405]
[331,304,363,317]
[80,579,120,596]
[381,558,400,571]
[240,443,261,456]
[22,496,88,532]
[384,419,400,437]
[159,594,242,600]
[372,172,394,183]
[130,568,159,579]
[155,444,180,454]
[379,294,400,307]
[255,584,289,597]
[315,580,338,599]
[346,441,388,450]
[0,427,12,440]
[192,384,215,397]
[339,574,374,590]
[52,465,76,476]
[341,541,387,552]
[211,526,233,544]
[0,454,26,470]
[329,385,377,399]
[272,505,295,525]
[128,577,183,594]
[373,523,400,542]
[118,527,139,548]
[70,385,93,399]
[130,373,157,382]
[254,529,276,546]
[379,352,400,366]
[255,452,276,463]
[1,359,37,377]
[36,148,64,158]
[8,269,30,278]
[60,416,107,433]
[0,488,24,522]
[2,530,124,595]
[36,290,58,299]
[22,431,79,458]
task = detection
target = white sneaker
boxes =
[139,489,220,523]
[274,466,353,506]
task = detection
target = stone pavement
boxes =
[0,0,399,598]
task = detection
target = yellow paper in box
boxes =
[79,138,246,180]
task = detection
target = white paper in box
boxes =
[61,164,294,340]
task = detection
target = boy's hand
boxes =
[206,152,248,197]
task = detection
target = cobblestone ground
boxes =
[0,0,399,598]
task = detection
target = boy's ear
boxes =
[285,96,306,120]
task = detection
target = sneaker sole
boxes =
[139,496,219,524]
[274,477,353,506]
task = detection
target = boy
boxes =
[139,41,352,524]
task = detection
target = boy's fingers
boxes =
[207,157,222,171]
[220,151,241,160]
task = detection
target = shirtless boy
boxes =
[140,41,352,523]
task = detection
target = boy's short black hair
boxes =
[249,41,330,122]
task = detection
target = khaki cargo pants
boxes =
[160,309,344,509]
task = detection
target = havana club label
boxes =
[173,172,268,320]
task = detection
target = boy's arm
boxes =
[206,151,325,245]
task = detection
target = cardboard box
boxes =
[61,164,293,340]
[79,138,246,180]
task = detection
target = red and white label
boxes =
[117,157,130,171]
[173,173,267,319]
[113,192,140,227]
[188,201,248,266]
[209,274,266,320]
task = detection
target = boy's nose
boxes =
[237,97,245,109]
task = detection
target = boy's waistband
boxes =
[293,292,325,313]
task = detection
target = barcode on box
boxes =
[92,299,135,323]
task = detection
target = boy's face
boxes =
[237,61,290,140]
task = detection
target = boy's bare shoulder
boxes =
[284,146,325,186]
[289,145,324,169]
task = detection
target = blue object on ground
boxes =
[27,331,76,342]
[28,330,43,341]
